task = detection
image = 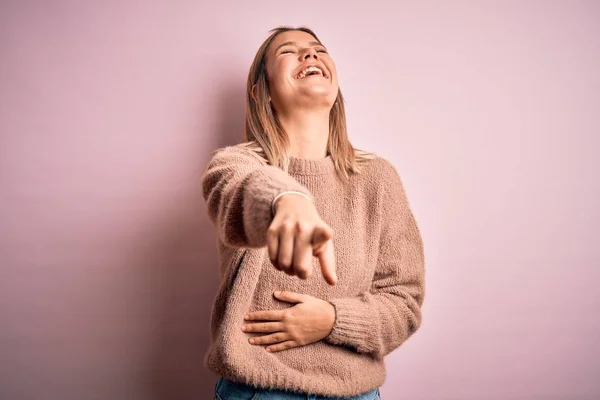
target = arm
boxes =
[324,162,425,360]
[201,145,311,248]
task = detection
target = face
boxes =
[264,30,339,113]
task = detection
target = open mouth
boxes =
[295,66,328,79]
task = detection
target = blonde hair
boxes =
[243,25,375,180]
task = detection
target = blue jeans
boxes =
[214,377,381,400]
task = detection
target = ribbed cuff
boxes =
[324,297,379,353]
[242,166,311,247]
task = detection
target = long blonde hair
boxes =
[243,26,375,180]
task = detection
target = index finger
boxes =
[317,240,337,286]
[244,309,285,321]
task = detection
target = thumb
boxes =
[312,225,333,248]
[273,291,307,303]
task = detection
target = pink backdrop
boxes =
[1,1,599,399]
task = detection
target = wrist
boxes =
[326,301,336,336]
[271,190,311,215]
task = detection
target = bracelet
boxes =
[271,191,311,215]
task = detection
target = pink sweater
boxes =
[201,144,425,397]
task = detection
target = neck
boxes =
[278,109,329,160]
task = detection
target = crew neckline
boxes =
[288,155,335,176]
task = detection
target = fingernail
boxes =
[241,325,247,331]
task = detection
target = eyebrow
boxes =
[273,41,326,53]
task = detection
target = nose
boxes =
[301,47,318,60]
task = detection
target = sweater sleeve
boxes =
[201,145,312,248]
[324,161,425,360]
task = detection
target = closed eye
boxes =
[279,48,327,55]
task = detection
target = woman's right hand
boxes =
[268,194,337,285]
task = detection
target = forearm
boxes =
[201,146,311,248]
[324,160,425,359]
[325,284,423,359]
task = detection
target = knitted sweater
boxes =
[201,144,425,397]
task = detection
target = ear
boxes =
[251,84,260,103]
[251,84,257,101]
[251,83,271,104]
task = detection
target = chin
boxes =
[300,83,336,96]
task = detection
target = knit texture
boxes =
[201,144,425,397]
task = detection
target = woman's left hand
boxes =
[242,291,336,353]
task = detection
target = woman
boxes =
[201,26,425,400]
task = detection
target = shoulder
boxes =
[209,141,268,165]
[352,151,410,210]
[353,153,418,231]
[354,150,403,185]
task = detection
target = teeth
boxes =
[297,66,324,79]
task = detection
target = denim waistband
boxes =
[215,377,380,400]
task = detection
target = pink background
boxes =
[1,1,599,399]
